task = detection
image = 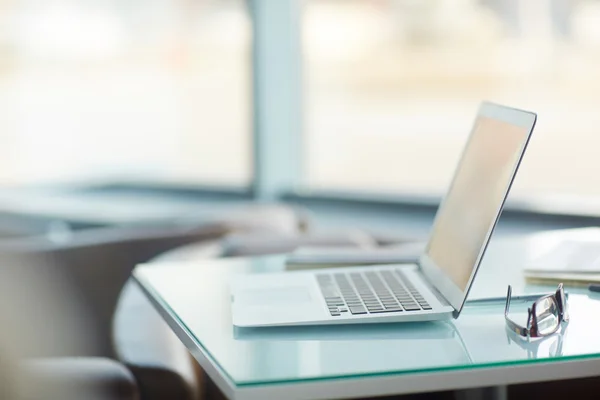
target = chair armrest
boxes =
[21,357,138,400]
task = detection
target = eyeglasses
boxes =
[505,283,569,339]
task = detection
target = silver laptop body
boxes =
[231,102,537,327]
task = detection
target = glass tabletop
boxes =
[134,230,600,387]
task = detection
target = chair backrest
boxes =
[0,224,229,358]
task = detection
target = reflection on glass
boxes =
[234,320,456,341]
[234,320,474,378]
[0,0,251,186]
[506,329,565,359]
[304,0,600,196]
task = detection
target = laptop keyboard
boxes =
[317,269,432,317]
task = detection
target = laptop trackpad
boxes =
[236,287,312,307]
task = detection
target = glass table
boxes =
[133,228,600,400]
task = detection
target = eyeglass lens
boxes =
[534,297,560,336]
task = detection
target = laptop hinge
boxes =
[414,266,452,309]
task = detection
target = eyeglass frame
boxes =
[504,283,569,338]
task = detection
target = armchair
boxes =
[0,203,306,400]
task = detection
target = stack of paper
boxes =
[524,240,600,286]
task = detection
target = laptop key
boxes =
[402,304,421,311]
[399,300,418,306]
[395,298,412,303]
[349,307,367,315]
[384,305,403,311]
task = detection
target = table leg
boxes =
[454,385,508,400]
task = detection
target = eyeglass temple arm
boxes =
[505,285,530,337]
[556,283,569,321]
[504,285,512,315]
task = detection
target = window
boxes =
[1,0,599,213]
[303,0,600,198]
[0,0,251,187]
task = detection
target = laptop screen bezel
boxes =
[418,102,537,318]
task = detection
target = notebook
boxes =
[285,242,425,270]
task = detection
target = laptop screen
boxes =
[420,103,536,313]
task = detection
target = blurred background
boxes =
[0,0,252,186]
[0,0,599,198]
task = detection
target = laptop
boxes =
[231,102,537,327]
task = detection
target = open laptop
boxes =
[231,102,537,327]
